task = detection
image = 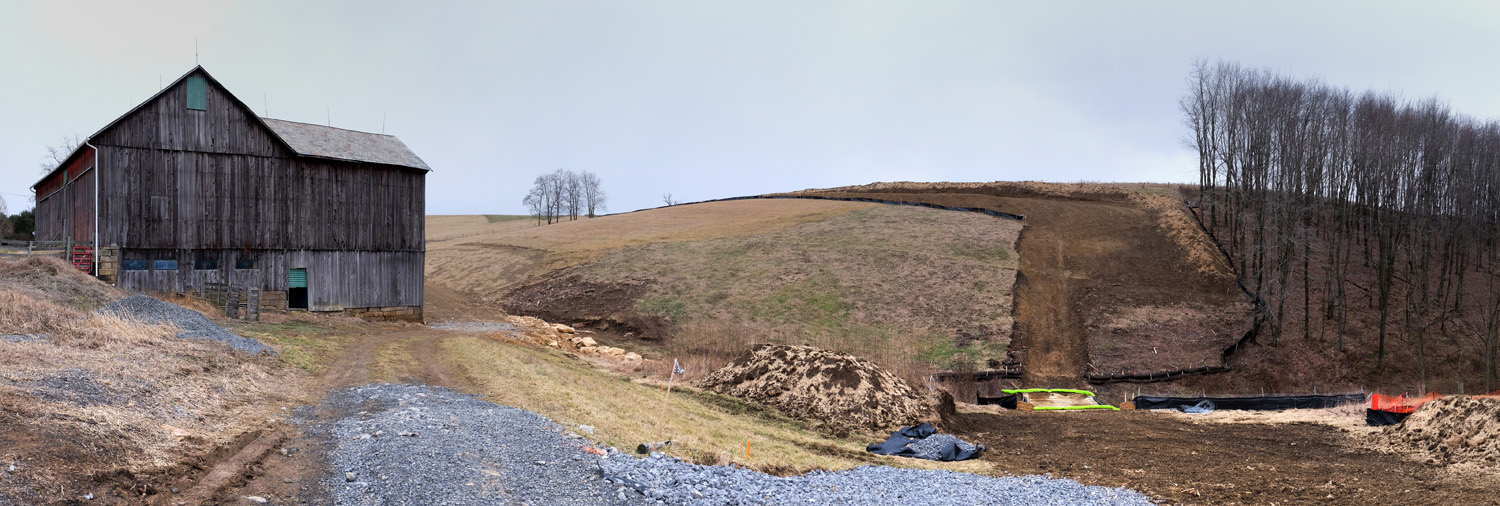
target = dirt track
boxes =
[953,409,1499,506]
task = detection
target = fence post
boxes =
[27,242,32,257]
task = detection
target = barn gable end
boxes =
[29,66,429,321]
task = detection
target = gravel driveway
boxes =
[297,384,1154,505]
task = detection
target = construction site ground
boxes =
[132,293,1497,506]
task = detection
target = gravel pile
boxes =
[905,434,980,460]
[598,454,1155,506]
[99,295,272,355]
[311,384,644,505]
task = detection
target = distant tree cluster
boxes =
[522,169,607,225]
[1183,61,1500,390]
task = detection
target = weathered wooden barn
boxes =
[31,66,428,321]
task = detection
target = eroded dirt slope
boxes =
[787,182,1252,387]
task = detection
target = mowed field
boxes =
[426,199,1022,379]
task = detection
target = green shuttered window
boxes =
[186,76,207,110]
[289,268,307,288]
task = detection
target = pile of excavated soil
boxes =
[697,344,935,433]
[1382,396,1500,469]
[0,257,123,310]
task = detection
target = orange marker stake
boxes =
[746,440,751,459]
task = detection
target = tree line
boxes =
[1183,60,1500,390]
[522,169,607,225]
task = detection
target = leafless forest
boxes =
[1183,61,1500,391]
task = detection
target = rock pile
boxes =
[696,344,936,433]
[463,315,642,362]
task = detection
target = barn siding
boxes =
[115,249,423,310]
[97,146,424,251]
[33,147,96,243]
[91,73,288,158]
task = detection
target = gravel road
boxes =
[309,384,645,505]
[301,384,1155,505]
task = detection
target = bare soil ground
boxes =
[787,182,1251,387]
[952,408,1500,506]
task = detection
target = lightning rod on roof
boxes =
[327,107,331,127]
[264,94,268,117]
[195,38,198,65]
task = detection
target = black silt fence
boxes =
[1132,393,1365,411]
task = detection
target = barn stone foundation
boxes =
[343,306,423,323]
[96,247,120,285]
[260,290,287,311]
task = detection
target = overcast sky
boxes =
[4,1,1500,215]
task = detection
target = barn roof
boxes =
[33,66,430,190]
[261,118,431,171]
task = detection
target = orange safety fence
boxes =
[1478,390,1500,400]
[1369,392,1442,413]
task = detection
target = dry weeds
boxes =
[0,259,308,499]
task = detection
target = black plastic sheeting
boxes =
[865,423,985,462]
[1132,393,1365,411]
[1366,409,1413,426]
[977,394,1019,409]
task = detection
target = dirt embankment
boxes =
[0,258,307,505]
[1376,396,1500,471]
[787,182,1251,388]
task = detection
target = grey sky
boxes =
[4,1,1500,215]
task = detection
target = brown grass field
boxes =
[429,200,1023,384]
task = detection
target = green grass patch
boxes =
[1034,405,1120,411]
[922,337,1008,370]
[638,296,688,320]
[225,320,345,373]
[948,244,1012,264]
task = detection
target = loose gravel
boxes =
[310,384,644,505]
[905,433,981,460]
[429,321,518,333]
[302,384,1156,505]
[598,453,1155,506]
[99,295,272,354]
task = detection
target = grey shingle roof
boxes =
[260,118,431,171]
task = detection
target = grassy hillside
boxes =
[426,200,1022,381]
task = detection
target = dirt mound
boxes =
[0,257,123,310]
[1382,396,1500,469]
[697,344,936,433]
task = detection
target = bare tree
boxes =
[1183,60,1500,385]
[662,192,679,206]
[39,133,84,173]
[580,171,607,218]
[522,169,609,224]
